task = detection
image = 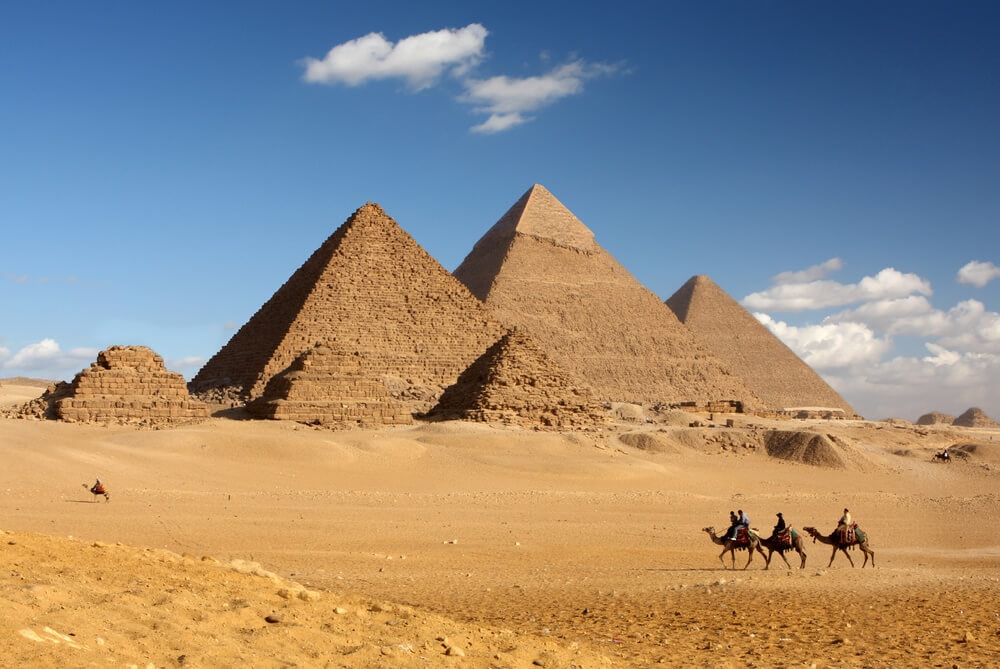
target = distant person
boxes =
[90,478,105,496]
[837,508,851,530]
[737,509,750,531]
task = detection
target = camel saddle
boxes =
[838,523,857,544]
[732,527,751,545]
[91,484,106,495]
[772,528,793,549]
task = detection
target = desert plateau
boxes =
[3,379,999,668]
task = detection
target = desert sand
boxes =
[2,380,999,668]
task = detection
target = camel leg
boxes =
[841,547,855,567]
[862,547,874,568]
[719,549,730,569]
[827,546,837,567]
[777,550,792,569]
[798,548,807,569]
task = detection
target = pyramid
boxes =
[428,327,609,428]
[246,342,413,426]
[57,346,209,423]
[665,275,858,416]
[952,407,998,428]
[453,185,765,409]
[190,202,506,403]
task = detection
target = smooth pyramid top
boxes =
[482,184,596,252]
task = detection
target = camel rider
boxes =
[91,478,106,496]
[726,511,739,540]
[771,512,786,538]
[837,508,851,530]
[731,509,750,541]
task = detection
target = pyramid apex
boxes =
[502,184,596,251]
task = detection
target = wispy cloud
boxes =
[301,25,620,132]
[301,24,488,91]
[462,60,619,134]
[957,260,1000,287]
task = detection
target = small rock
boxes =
[445,645,465,657]
[264,613,283,624]
[297,589,321,602]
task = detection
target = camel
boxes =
[802,525,874,568]
[702,526,767,569]
[82,481,110,503]
[759,528,807,569]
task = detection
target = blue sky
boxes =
[2,1,998,421]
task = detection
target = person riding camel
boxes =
[771,512,786,538]
[836,508,852,542]
[90,478,106,496]
[726,511,739,540]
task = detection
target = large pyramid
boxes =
[452,184,764,409]
[665,275,858,416]
[190,202,507,402]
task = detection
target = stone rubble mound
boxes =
[427,327,609,429]
[246,341,413,427]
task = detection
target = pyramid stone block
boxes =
[665,275,858,417]
[453,185,765,409]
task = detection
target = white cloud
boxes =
[301,26,620,133]
[301,24,488,90]
[829,344,1000,420]
[1,338,97,377]
[165,355,206,376]
[957,260,1000,287]
[754,314,891,369]
[463,60,618,134]
[742,267,932,312]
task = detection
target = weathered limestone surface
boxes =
[56,346,208,424]
[453,184,765,410]
[666,275,859,417]
[190,202,506,404]
[247,342,413,427]
[429,328,609,429]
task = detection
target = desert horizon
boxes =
[3,378,999,667]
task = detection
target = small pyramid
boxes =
[454,185,764,409]
[666,275,858,416]
[190,202,506,403]
[246,341,413,426]
[428,328,608,428]
[916,411,955,426]
[57,346,209,423]
[952,407,998,428]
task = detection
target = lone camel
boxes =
[702,526,767,570]
[802,526,875,568]
[760,528,808,569]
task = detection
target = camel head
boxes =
[702,526,716,536]
[802,526,820,542]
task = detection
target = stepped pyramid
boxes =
[57,346,209,423]
[428,327,609,428]
[453,184,764,409]
[246,342,413,426]
[190,202,506,404]
[665,275,858,416]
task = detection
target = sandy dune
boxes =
[2,384,999,667]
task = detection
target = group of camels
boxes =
[702,522,875,570]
